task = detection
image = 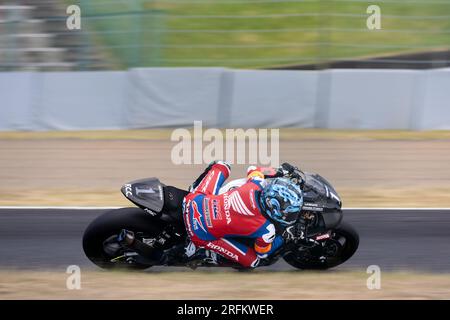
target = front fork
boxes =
[283,217,333,257]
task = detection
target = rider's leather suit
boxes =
[183,163,283,267]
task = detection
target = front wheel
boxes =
[82,207,165,270]
[283,222,359,270]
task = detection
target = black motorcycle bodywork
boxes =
[121,178,187,224]
[83,170,359,270]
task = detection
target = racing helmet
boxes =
[260,178,303,226]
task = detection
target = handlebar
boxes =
[279,162,305,188]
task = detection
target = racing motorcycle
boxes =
[82,164,359,270]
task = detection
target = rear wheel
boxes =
[82,207,165,270]
[283,222,359,270]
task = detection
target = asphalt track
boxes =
[0,208,449,272]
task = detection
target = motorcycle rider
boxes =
[182,161,304,268]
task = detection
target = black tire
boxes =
[283,222,359,270]
[82,207,165,270]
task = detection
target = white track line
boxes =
[0,206,450,210]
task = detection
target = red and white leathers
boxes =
[183,162,283,268]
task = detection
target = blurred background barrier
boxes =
[1,0,450,131]
[1,67,450,131]
[127,67,224,128]
[1,0,450,70]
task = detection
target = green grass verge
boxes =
[71,0,450,68]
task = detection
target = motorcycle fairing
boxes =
[302,173,342,211]
[121,177,165,214]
